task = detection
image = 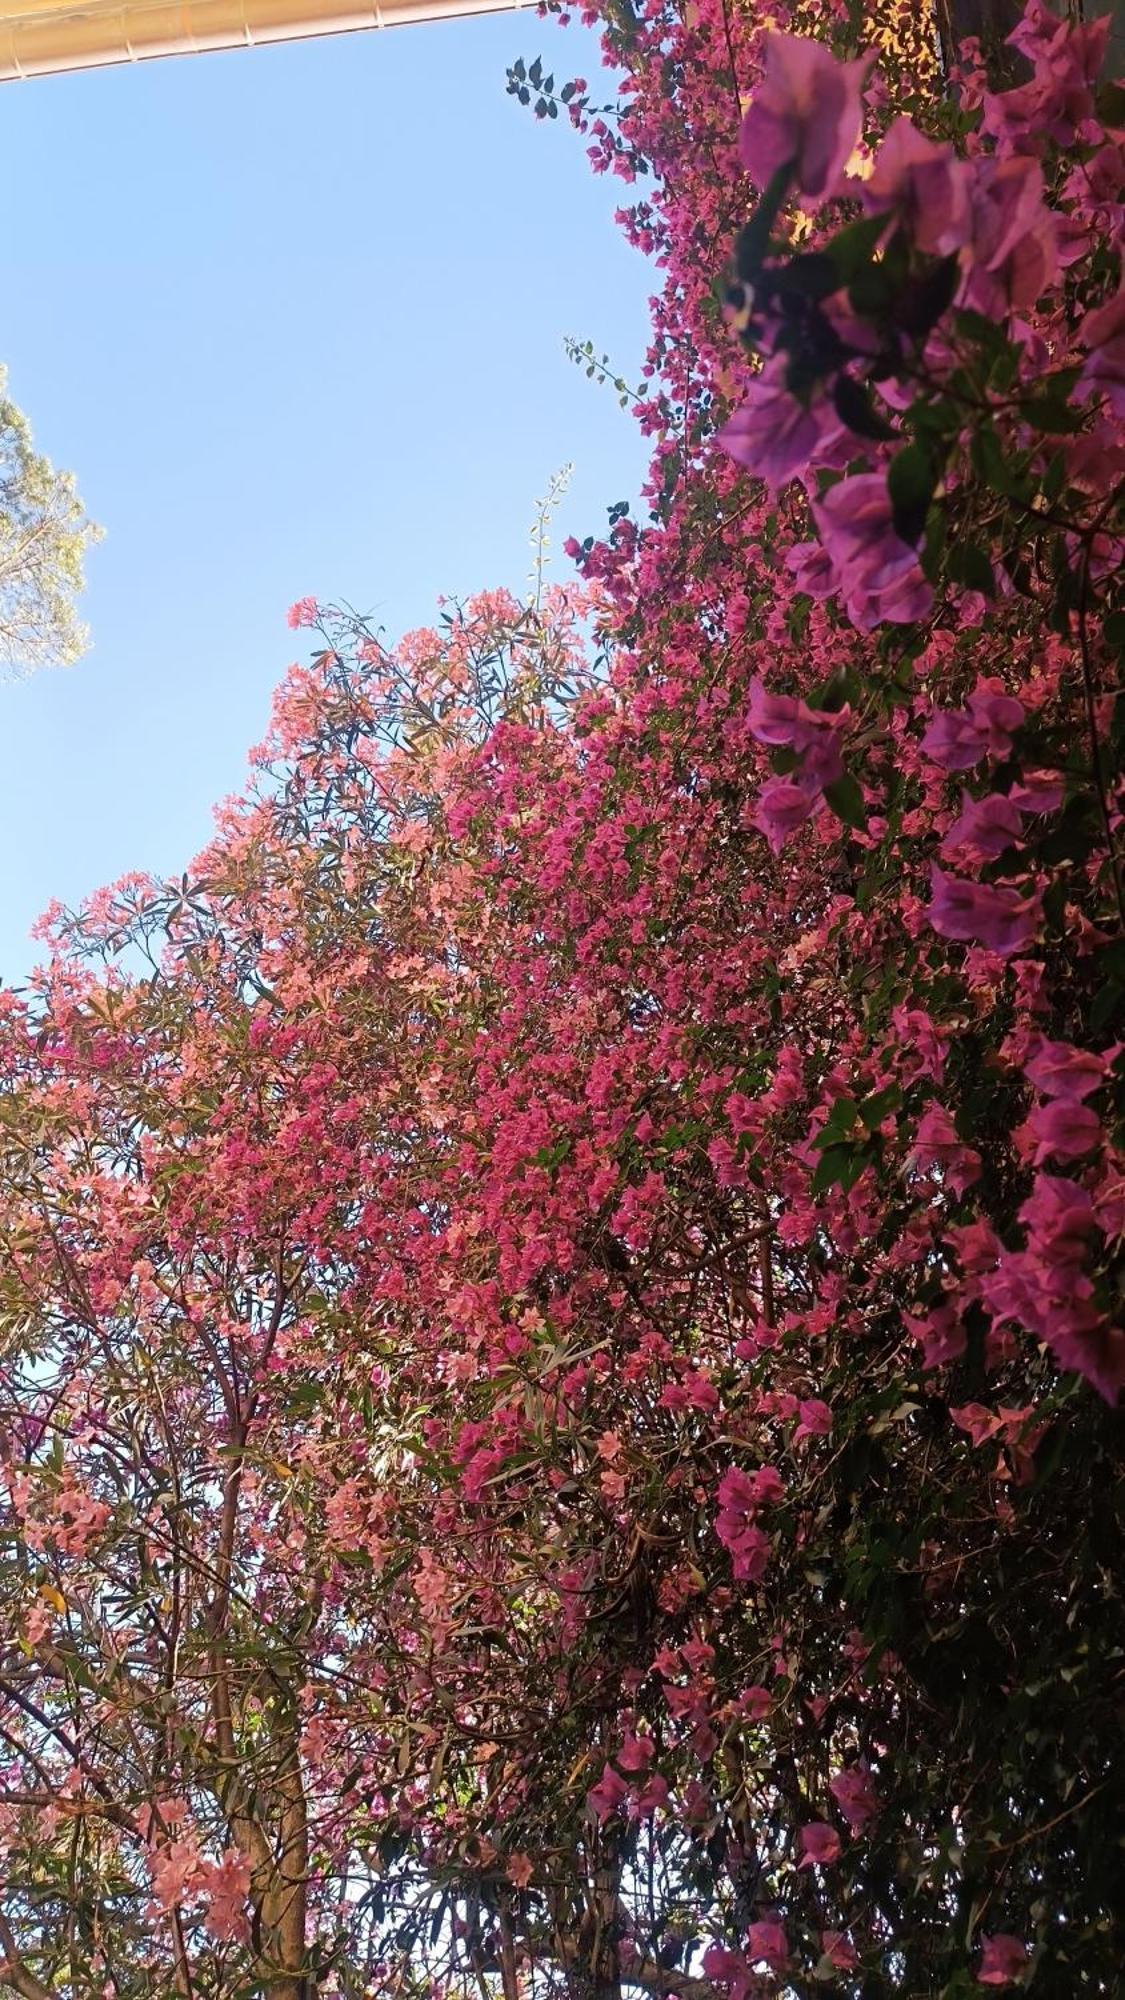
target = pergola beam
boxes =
[0,0,522,81]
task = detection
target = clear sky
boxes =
[0,11,651,982]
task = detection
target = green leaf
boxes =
[735,161,794,281]
[921,501,948,585]
[810,1142,870,1194]
[888,442,937,547]
[946,543,995,597]
[776,251,840,302]
[952,307,1007,359]
[858,1083,903,1132]
[1091,962,1125,1033]
[811,1097,860,1149]
[848,262,896,317]
[896,253,960,341]
[970,425,1030,502]
[833,373,897,442]
[1041,449,1067,505]
[823,771,868,831]
[825,211,888,286]
[1101,606,1125,651]
[1021,393,1083,434]
[808,668,855,713]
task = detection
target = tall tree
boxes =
[0,367,99,676]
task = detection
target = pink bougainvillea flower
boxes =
[587,1763,628,1820]
[793,1397,833,1441]
[616,1732,656,1774]
[630,1772,671,1819]
[1077,281,1125,416]
[909,1103,982,1196]
[968,679,1027,753]
[962,154,1059,315]
[752,774,821,854]
[747,1918,790,1971]
[987,3,1110,151]
[977,1933,1029,1985]
[746,676,834,751]
[948,1216,1003,1277]
[865,116,972,253]
[506,1852,534,1890]
[715,1467,775,1580]
[1010,769,1065,815]
[738,32,871,205]
[702,1944,754,2000]
[1019,1171,1096,1264]
[750,1464,785,1504]
[745,677,848,800]
[718,364,845,493]
[785,537,838,598]
[921,706,992,771]
[812,475,933,629]
[1016,1098,1102,1164]
[940,789,1024,862]
[925,681,1026,770]
[716,1467,762,1521]
[1023,1034,1107,1101]
[904,1302,968,1371]
[829,1762,878,1831]
[928,866,1041,957]
[799,1821,842,1867]
[951,1402,1005,1447]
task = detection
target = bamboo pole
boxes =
[0,0,523,81]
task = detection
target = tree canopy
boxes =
[0,366,99,676]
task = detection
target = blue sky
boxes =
[0,13,651,981]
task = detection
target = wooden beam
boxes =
[0,0,523,81]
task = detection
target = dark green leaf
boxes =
[834,373,897,441]
[735,162,794,281]
[848,262,896,317]
[776,252,840,302]
[946,544,995,597]
[970,425,1032,502]
[1104,610,1125,653]
[896,253,960,341]
[812,1097,860,1149]
[888,442,937,547]
[811,1142,870,1195]
[825,211,888,286]
[858,1083,903,1132]
[952,307,1007,358]
[1021,394,1084,434]
[823,771,868,831]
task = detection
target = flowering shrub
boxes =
[0,3,1121,1997]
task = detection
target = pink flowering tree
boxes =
[0,3,1122,1998]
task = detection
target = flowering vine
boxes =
[0,3,1120,1997]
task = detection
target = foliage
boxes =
[0,367,100,676]
[0,3,1122,1998]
